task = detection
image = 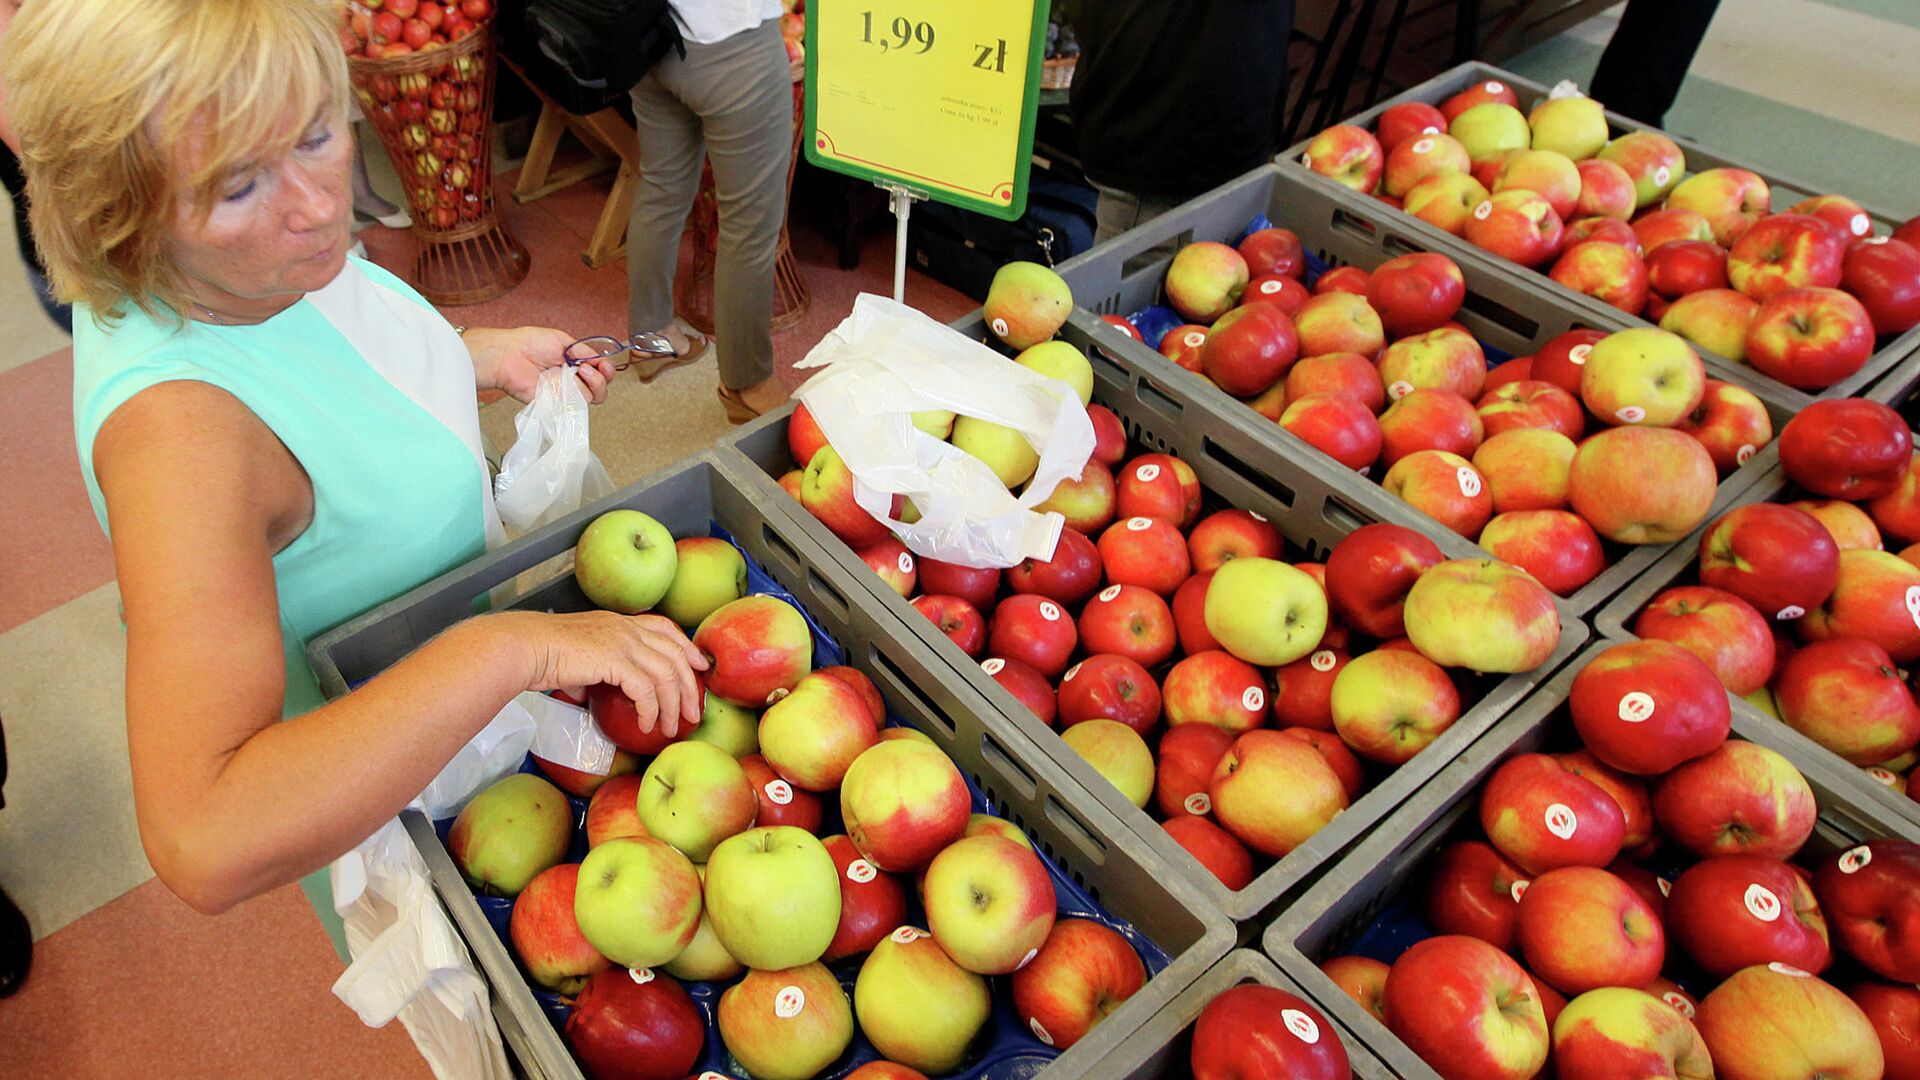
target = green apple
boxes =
[1580,327,1706,429]
[951,415,1040,489]
[1203,557,1328,666]
[924,834,1056,975]
[1016,340,1095,405]
[759,669,881,792]
[655,536,747,629]
[911,410,957,440]
[1527,95,1608,161]
[687,691,760,758]
[1060,719,1155,809]
[1449,102,1530,163]
[1403,558,1561,673]
[854,927,992,1073]
[718,962,854,1080]
[573,509,678,615]
[704,826,842,970]
[983,260,1072,349]
[572,836,703,968]
[638,740,757,862]
[446,773,571,897]
[662,865,744,982]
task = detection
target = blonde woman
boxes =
[1,0,704,957]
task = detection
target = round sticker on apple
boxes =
[765,687,790,705]
[1544,803,1579,840]
[1768,962,1810,978]
[774,986,806,1019]
[1388,379,1415,400]
[1456,467,1483,498]
[1663,992,1695,1018]
[1125,516,1153,532]
[1654,166,1671,187]
[1040,600,1063,621]
[1136,463,1162,483]
[1282,1009,1322,1045]
[1569,344,1592,365]
[846,859,878,884]
[1839,845,1873,874]
[1867,766,1900,787]
[1486,80,1505,93]
[1904,585,1920,629]
[991,317,1010,338]
[1744,883,1782,922]
[1412,137,1436,155]
[891,927,926,945]
[1184,331,1208,349]
[1249,510,1268,522]
[1310,650,1338,673]
[764,779,795,805]
[1242,686,1266,712]
[629,967,656,985]
[1421,125,1441,135]
[698,1073,731,1080]
[1030,1017,1055,1046]
[1737,444,1757,466]
[981,658,1006,675]
[1099,584,1123,602]
[1851,213,1871,236]
[1260,280,1283,295]
[1776,605,1806,620]
[1185,792,1212,815]
[897,552,914,574]
[1511,879,1530,903]
[1063,661,1084,682]
[1618,691,1656,724]
[1616,405,1647,424]
[1473,200,1494,221]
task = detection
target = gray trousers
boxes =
[627,19,792,390]
[1092,183,1183,275]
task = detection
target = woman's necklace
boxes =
[195,303,229,325]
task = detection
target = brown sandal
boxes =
[719,384,786,425]
[630,327,711,383]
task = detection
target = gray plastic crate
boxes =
[1592,455,1920,833]
[1088,949,1392,1080]
[307,452,1234,1080]
[1262,637,1920,1080]
[1057,164,1783,616]
[1275,60,1920,404]
[718,336,1591,927]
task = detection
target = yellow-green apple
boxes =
[1200,303,1300,398]
[987,593,1078,675]
[586,773,648,849]
[912,594,987,658]
[1158,322,1210,372]
[1324,523,1445,638]
[1034,462,1117,536]
[984,261,1072,348]
[1669,854,1833,977]
[1533,328,1609,395]
[1557,750,1656,854]
[1079,583,1178,668]
[854,927,991,1073]
[1647,238,1729,298]
[1465,188,1567,267]
[1378,324,1485,401]
[1478,510,1606,596]
[1575,158,1637,220]
[1301,123,1385,193]
[918,558,999,612]
[563,967,705,1079]
[1745,286,1876,389]
[1814,840,1920,982]
[1801,548,1920,663]
[1661,287,1759,362]
[840,740,970,872]
[1551,987,1713,1080]
[1564,215,1643,253]
[789,400,829,466]
[1384,131,1472,197]
[1382,935,1550,1080]
[574,509,679,615]
[1383,450,1493,536]
[510,863,612,993]
[1061,718,1154,808]
[1654,740,1816,860]
[1186,508,1282,573]
[1869,453,1920,546]
[820,833,908,963]
[1097,516,1192,597]
[1527,93,1608,158]
[759,669,881,792]
[694,594,813,708]
[1699,503,1842,621]
[1781,398,1913,499]
[1378,100,1449,153]
[1678,379,1773,476]
[981,656,1057,727]
[638,740,755,861]
[1517,867,1666,994]
[703,825,841,969]
[1161,815,1254,889]
[1480,753,1627,873]
[1495,148,1582,220]
[573,836,702,968]
[1160,650,1265,734]
[1271,647,1349,731]
[717,962,853,1080]
[1476,380,1583,440]
[1776,637,1920,764]
[1328,648,1460,763]
[1057,653,1161,734]
[663,865,744,981]
[1006,525,1103,606]
[1697,964,1881,1080]
[1729,213,1847,299]
[1404,171,1490,234]
[1294,291,1387,360]
[1247,380,1288,421]
[1579,327,1705,427]
[1203,556,1328,666]
[855,535,916,598]
[1597,131,1685,208]
[1473,428,1577,512]
[1378,387,1486,466]
[1404,558,1560,672]
[1789,194,1874,239]
[448,773,571,897]
[1568,426,1717,544]
[924,834,1055,975]
[1844,236,1920,335]
[1634,585,1775,695]
[1667,167,1772,245]
[1009,918,1146,1051]
[1551,240,1650,315]
[1848,981,1920,1078]
[657,536,748,629]
[1442,78,1521,120]
[1015,340,1093,404]
[1165,241,1250,322]
[1155,721,1235,817]
[687,690,760,759]
[1243,275,1310,316]
[1239,227,1306,279]
[1192,984,1351,1079]
[1450,101,1530,162]
[1423,840,1530,950]
[1209,729,1347,857]
[801,444,895,547]
[911,408,957,441]
[950,416,1040,489]
[1569,639,1731,774]
[1281,393,1383,472]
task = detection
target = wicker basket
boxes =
[347,29,529,305]
[1041,56,1077,91]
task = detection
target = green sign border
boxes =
[802,0,1049,222]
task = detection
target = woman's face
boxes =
[166,107,354,317]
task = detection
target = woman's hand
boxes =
[464,325,616,405]
[500,610,710,737]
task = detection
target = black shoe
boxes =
[0,885,31,998]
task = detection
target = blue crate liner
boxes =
[432,524,1171,1079]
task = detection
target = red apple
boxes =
[1677,379,1773,477]
[1301,124,1385,193]
[1162,650,1268,735]
[1156,722,1236,819]
[1320,955,1389,1022]
[916,557,999,613]
[589,682,687,756]
[980,656,1056,727]
[822,833,909,963]
[1382,935,1549,1080]
[1847,981,1920,1079]
[1729,213,1847,300]
[1575,158,1637,220]
[1567,426,1718,546]
[1496,149,1583,222]
[585,774,647,849]
[1242,273,1311,317]
[1171,572,1220,655]
[1316,265,1371,295]
[1034,462,1118,536]
[1801,549,1920,664]
[1812,839,1920,982]
[1011,918,1147,1052]
[1788,194,1875,240]
[1634,585,1775,696]
[1472,428,1577,513]
[1159,323,1210,371]
[1114,453,1201,529]
[1869,453,1920,547]
[1278,727,1365,800]
[1378,325,1486,403]
[1239,227,1306,279]
[1476,380,1584,440]
[1480,753,1627,874]
[1271,647,1348,732]
[1551,240,1650,315]
[1377,387,1485,467]
[1532,328,1609,396]
[1006,526,1103,606]
[1201,303,1300,398]
[1098,516,1192,596]
[511,863,612,994]
[1695,964,1883,1080]
[564,966,704,1079]
[1563,215,1642,253]
[801,445,897,547]
[694,594,814,708]
[1377,100,1449,153]
[1367,252,1467,337]
[1210,729,1347,858]
[1648,239,1729,298]
[1477,510,1606,597]
[1667,854,1832,978]
[1516,867,1666,995]
[1324,523,1444,638]
[1745,287,1877,390]
[1161,815,1254,890]
[987,593,1078,677]
[1442,77,1521,120]
[1699,503,1842,622]
[1569,639,1731,775]
[740,753,824,833]
[1556,750,1656,854]
[1775,637,1920,766]
[1057,653,1162,735]
[1078,583,1177,668]
[1192,984,1350,1080]
[1844,236,1920,335]
[857,536,917,598]
[1294,292,1388,360]
[1466,189,1567,267]
[789,401,829,466]
[1796,497,1887,552]
[1087,404,1127,468]
[1384,131,1473,198]
[1287,351,1386,412]
[534,748,639,800]
[1424,840,1531,951]
[912,594,987,658]
[1281,393,1384,472]
[1383,449,1492,537]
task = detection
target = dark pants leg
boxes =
[1590,0,1722,128]
[0,714,29,998]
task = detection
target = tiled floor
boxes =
[1,2,1916,1074]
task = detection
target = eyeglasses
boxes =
[563,331,678,371]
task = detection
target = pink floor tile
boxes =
[0,349,118,635]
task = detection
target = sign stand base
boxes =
[879,182,928,303]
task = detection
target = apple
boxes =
[1532,328,1609,395]
[1775,638,1920,765]
[1844,236,1920,335]
[1647,239,1730,298]
[1596,131,1685,208]
[951,416,1040,489]
[1517,867,1666,995]
[1677,379,1773,476]
[1382,935,1550,1080]
[1243,275,1310,317]
[759,669,881,792]
[585,773,648,849]
[510,863,611,994]
[988,593,1078,676]
[1667,167,1771,245]
[1729,214,1847,303]
[656,536,748,629]
[1192,984,1350,1079]
[1058,653,1162,734]
[1480,753,1627,873]
[1568,426,1717,545]
[820,832,910,964]
[1159,323,1210,372]
[923,834,1055,975]
[533,744,638,799]
[1270,647,1348,732]
[663,865,744,982]
[1668,854,1832,977]
[984,260,1071,349]
[778,469,804,500]
[1472,428,1577,513]
[1006,525,1103,606]
[1495,149,1582,220]
[1161,815,1254,889]
[1404,172,1492,234]
[1199,303,1300,398]
[1476,379,1583,439]
[977,658,1053,729]
[1812,840,1920,982]
[1869,453,1920,547]
[801,445,895,547]
[1061,718,1155,809]
[694,594,813,708]
[1450,101,1531,162]
[1239,227,1305,279]
[1696,964,1883,1080]
[1278,394,1379,472]
[1442,78,1521,121]
[1574,158,1637,220]
[1550,987,1712,1080]
[1465,188,1566,267]
[1384,131,1473,197]
[573,836,703,968]
[574,509,678,615]
[1208,729,1346,858]
[1170,572,1220,659]
[447,773,570,897]
[1848,981,1920,1078]
[1634,585,1775,695]
[1404,558,1560,674]
[1550,240,1650,315]
[563,966,705,1080]
[717,962,854,1080]
[1186,508,1281,573]
[917,557,999,612]
[1098,516,1192,596]
[840,740,970,872]
[1294,292,1387,362]
[789,400,829,465]
[912,594,988,657]
[1378,387,1485,467]
[1324,523,1443,638]
[1301,123,1385,193]
[1549,751,1656,857]
[1796,497,1890,553]
[1565,215,1643,253]
[1424,840,1530,950]
[1801,549,1920,664]
[1579,327,1705,428]
[1016,340,1094,404]
[1203,557,1327,667]
[1527,93,1607,158]
[700,826,841,973]
[1569,639,1731,774]
[1157,650,1262,734]
[853,927,991,1074]
[1329,647,1460,763]
[854,536,916,598]
[1478,510,1606,597]
[1079,583,1178,668]
[1699,503,1842,621]
[1789,194,1875,239]
[687,688,760,759]
[1316,265,1371,295]
[1165,241,1250,322]
[1660,287,1760,363]
[1784,399,1914,503]
[1009,918,1146,1052]
[817,665,883,726]
[1156,721,1236,818]
[1378,100,1450,153]
[1383,444,1491,533]
[588,681,687,757]
[1377,324,1485,401]
[1745,286,1876,390]
[637,740,756,862]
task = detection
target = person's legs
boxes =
[1590,0,1722,127]
[626,62,710,352]
[1094,183,1183,274]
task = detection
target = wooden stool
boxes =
[500,55,639,268]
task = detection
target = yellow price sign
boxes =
[803,0,1048,220]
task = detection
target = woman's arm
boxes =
[95,381,701,914]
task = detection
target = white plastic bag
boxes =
[493,367,614,537]
[793,293,1095,568]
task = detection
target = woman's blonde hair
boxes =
[2,0,349,322]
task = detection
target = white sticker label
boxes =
[1185,331,1207,347]
[1126,517,1154,532]
[1242,686,1267,711]
[1839,845,1873,874]
[1737,444,1757,465]
[1654,166,1672,187]
[1310,650,1338,673]
[1359,466,1372,478]
[1905,586,1920,629]
[1569,344,1593,365]
[1473,200,1494,221]
[891,927,927,944]
[847,859,878,884]
[1031,1017,1055,1046]
[1040,601,1063,621]
[765,780,794,806]
[1017,948,1040,970]
[1486,80,1505,93]
[1511,880,1530,903]
[1745,884,1783,922]
[1412,137,1436,155]
[766,687,790,704]
[1619,692,1656,724]
[1777,605,1806,620]
[1458,467,1483,498]
[1663,992,1695,1018]
[991,318,1010,337]
[1249,510,1268,522]
[1769,962,1810,978]
[698,1073,731,1080]
[1136,463,1162,483]
[774,986,806,1019]
[982,658,1006,675]
[1063,661,1084,682]
[1184,792,1212,815]
[1851,213,1871,237]
[1658,876,1673,897]
[1422,125,1441,135]
[1099,584,1123,602]
[1868,767,1901,787]
[1545,803,1579,840]
[1283,1009,1322,1045]
[629,967,656,984]
[1616,406,1647,424]
[1260,280,1283,295]
[1389,379,1415,400]
[898,552,915,573]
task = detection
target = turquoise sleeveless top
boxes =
[73,257,504,719]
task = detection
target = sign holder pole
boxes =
[879,182,927,303]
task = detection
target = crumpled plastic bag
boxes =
[493,366,615,537]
